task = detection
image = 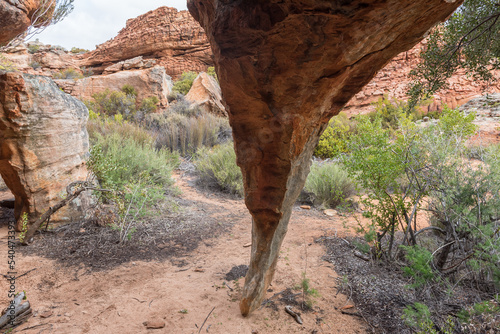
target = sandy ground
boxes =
[0,172,368,334]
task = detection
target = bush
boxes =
[28,44,40,54]
[314,112,352,159]
[80,66,93,77]
[304,161,355,208]
[139,96,159,113]
[400,245,436,288]
[145,111,231,157]
[121,84,137,98]
[207,66,217,80]
[0,54,17,72]
[29,61,41,69]
[194,141,243,196]
[71,47,88,54]
[53,68,83,79]
[85,88,136,119]
[87,116,154,147]
[172,71,198,95]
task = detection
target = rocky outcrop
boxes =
[81,6,212,78]
[0,71,90,231]
[55,66,172,108]
[188,0,463,315]
[345,41,500,115]
[460,93,500,145]
[186,72,226,116]
[0,0,44,46]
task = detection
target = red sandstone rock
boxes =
[186,72,226,116]
[80,7,213,78]
[55,65,172,108]
[0,71,90,231]
[0,0,44,46]
[188,0,463,316]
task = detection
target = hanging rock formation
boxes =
[0,0,45,46]
[188,0,463,315]
[80,6,213,78]
[0,71,90,231]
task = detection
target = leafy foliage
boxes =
[172,71,198,95]
[408,0,500,106]
[314,112,352,159]
[401,245,436,288]
[304,161,355,208]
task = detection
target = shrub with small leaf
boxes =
[195,141,243,196]
[53,68,83,79]
[304,161,355,208]
[172,71,197,95]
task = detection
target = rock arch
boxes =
[188,0,464,315]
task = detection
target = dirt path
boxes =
[0,172,367,334]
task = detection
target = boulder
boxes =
[81,6,213,78]
[188,0,463,316]
[56,65,172,108]
[0,71,90,231]
[186,72,226,116]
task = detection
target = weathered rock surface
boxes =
[81,6,212,78]
[186,72,226,116]
[0,71,90,230]
[188,0,463,315]
[459,93,500,145]
[55,66,172,108]
[0,0,43,46]
[345,41,500,115]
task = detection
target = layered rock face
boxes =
[186,72,226,116]
[81,6,212,78]
[188,0,463,315]
[55,65,172,108]
[0,0,43,46]
[345,41,500,114]
[0,71,89,231]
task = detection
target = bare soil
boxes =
[0,172,368,334]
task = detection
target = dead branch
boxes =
[0,291,31,329]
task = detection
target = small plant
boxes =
[304,161,355,208]
[71,47,89,54]
[85,88,136,118]
[28,44,41,54]
[80,66,93,77]
[139,96,159,114]
[400,245,436,288]
[179,309,188,314]
[0,54,17,71]
[296,272,320,309]
[53,68,83,79]
[121,84,137,98]
[172,71,198,95]
[402,302,454,334]
[29,61,41,69]
[195,141,243,196]
[207,66,217,80]
[18,212,29,243]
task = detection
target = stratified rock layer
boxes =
[81,6,212,78]
[188,0,463,315]
[0,71,89,230]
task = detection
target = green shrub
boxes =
[53,68,83,79]
[121,84,137,98]
[80,66,93,77]
[28,44,40,54]
[0,54,17,72]
[400,245,436,288]
[85,89,136,119]
[140,96,159,113]
[71,47,88,54]
[87,116,154,147]
[207,66,217,80]
[314,112,352,159]
[304,161,355,208]
[29,61,41,69]
[195,141,243,196]
[172,71,198,95]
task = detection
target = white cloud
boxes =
[34,0,188,50]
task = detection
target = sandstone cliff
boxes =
[80,6,213,78]
[0,71,90,231]
[0,0,44,46]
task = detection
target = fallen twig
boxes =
[198,307,215,334]
[285,305,303,324]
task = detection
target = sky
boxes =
[34,1,188,51]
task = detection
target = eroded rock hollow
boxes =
[188,0,463,315]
